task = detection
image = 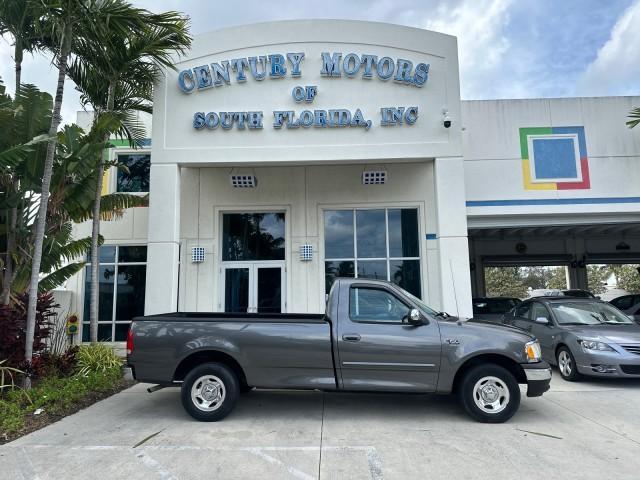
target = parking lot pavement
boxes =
[2,372,640,480]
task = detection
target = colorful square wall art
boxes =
[519,126,590,190]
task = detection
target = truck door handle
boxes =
[342,334,361,342]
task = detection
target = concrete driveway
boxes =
[2,372,640,480]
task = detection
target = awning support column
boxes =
[144,163,181,315]
[434,157,473,318]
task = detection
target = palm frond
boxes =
[38,262,87,293]
[627,107,640,129]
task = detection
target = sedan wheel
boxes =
[556,347,581,382]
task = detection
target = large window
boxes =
[222,213,285,261]
[83,245,147,342]
[324,208,421,297]
[116,153,150,192]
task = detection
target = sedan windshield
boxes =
[551,302,634,325]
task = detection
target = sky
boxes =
[1,0,639,125]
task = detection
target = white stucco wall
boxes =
[463,96,640,222]
[176,162,445,314]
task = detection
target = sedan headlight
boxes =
[579,340,615,352]
[525,340,542,362]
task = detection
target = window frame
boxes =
[110,148,151,194]
[348,285,412,325]
[323,207,422,297]
[83,244,147,342]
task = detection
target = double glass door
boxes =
[222,263,285,313]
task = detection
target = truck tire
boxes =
[556,346,581,382]
[181,362,239,421]
[459,364,521,423]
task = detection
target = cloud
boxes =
[424,0,513,98]
[577,0,640,96]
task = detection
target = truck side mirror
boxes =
[535,316,549,325]
[406,308,423,325]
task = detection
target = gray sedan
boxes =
[503,297,640,381]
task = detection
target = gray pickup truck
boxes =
[127,278,551,423]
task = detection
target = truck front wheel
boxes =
[181,362,239,421]
[459,364,521,423]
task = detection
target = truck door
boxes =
[336,284,441,392]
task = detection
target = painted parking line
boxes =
[4,445,384,480]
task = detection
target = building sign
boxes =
[153,21,462,164]
[179,52,429,131]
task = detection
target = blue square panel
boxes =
[532,138,577,179]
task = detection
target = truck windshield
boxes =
[551,302,634,325]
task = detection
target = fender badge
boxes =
[446,339,460,345]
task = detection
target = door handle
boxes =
[342,334,361,342]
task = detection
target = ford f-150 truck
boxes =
[127,278,551,423]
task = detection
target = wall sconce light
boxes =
[191,247,205,263]
[299,244,313,261]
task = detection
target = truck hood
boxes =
[563,324,640,344]
[440,317,535,341]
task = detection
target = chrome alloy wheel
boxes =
[472,376,510,414]
[558,350,572,377]
[191,375,226,412]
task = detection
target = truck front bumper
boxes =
[522,362,552,397]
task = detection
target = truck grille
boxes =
[621,345,640,355]
[620,365,640,375]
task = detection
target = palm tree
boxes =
[1,84,143,298]
[68,10,190,342]
[0,0,46,305]
[24,0,163,383]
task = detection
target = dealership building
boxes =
[65,20,640,343]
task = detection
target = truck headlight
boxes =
[525,340,542,362]
[579,340,615,352]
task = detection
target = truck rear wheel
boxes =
[181,362,239,421]
[459,364,520,423]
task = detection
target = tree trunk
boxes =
[2,46,24,305]
[24,24,72,387]
[89,81,116,343]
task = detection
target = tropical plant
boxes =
[68,7,191,342]
[0,292,57,369]
[0,0,46,94]
[628,107,640,129]
[0,360,25,392]
[75,344,122,376]
[0,2,49,305]
[0,84,52,303]
[23,0,161,379]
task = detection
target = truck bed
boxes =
[134,312,327,323]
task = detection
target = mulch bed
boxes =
[0,380,136,445]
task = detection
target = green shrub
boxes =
[75,344,122,376]
[0,400,25,434]
[0,367,124,439]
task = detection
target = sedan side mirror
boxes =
[406,308,423,325]
[535,316,549,325]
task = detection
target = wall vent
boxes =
[362,170,387,185]
[230,174,257,188]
